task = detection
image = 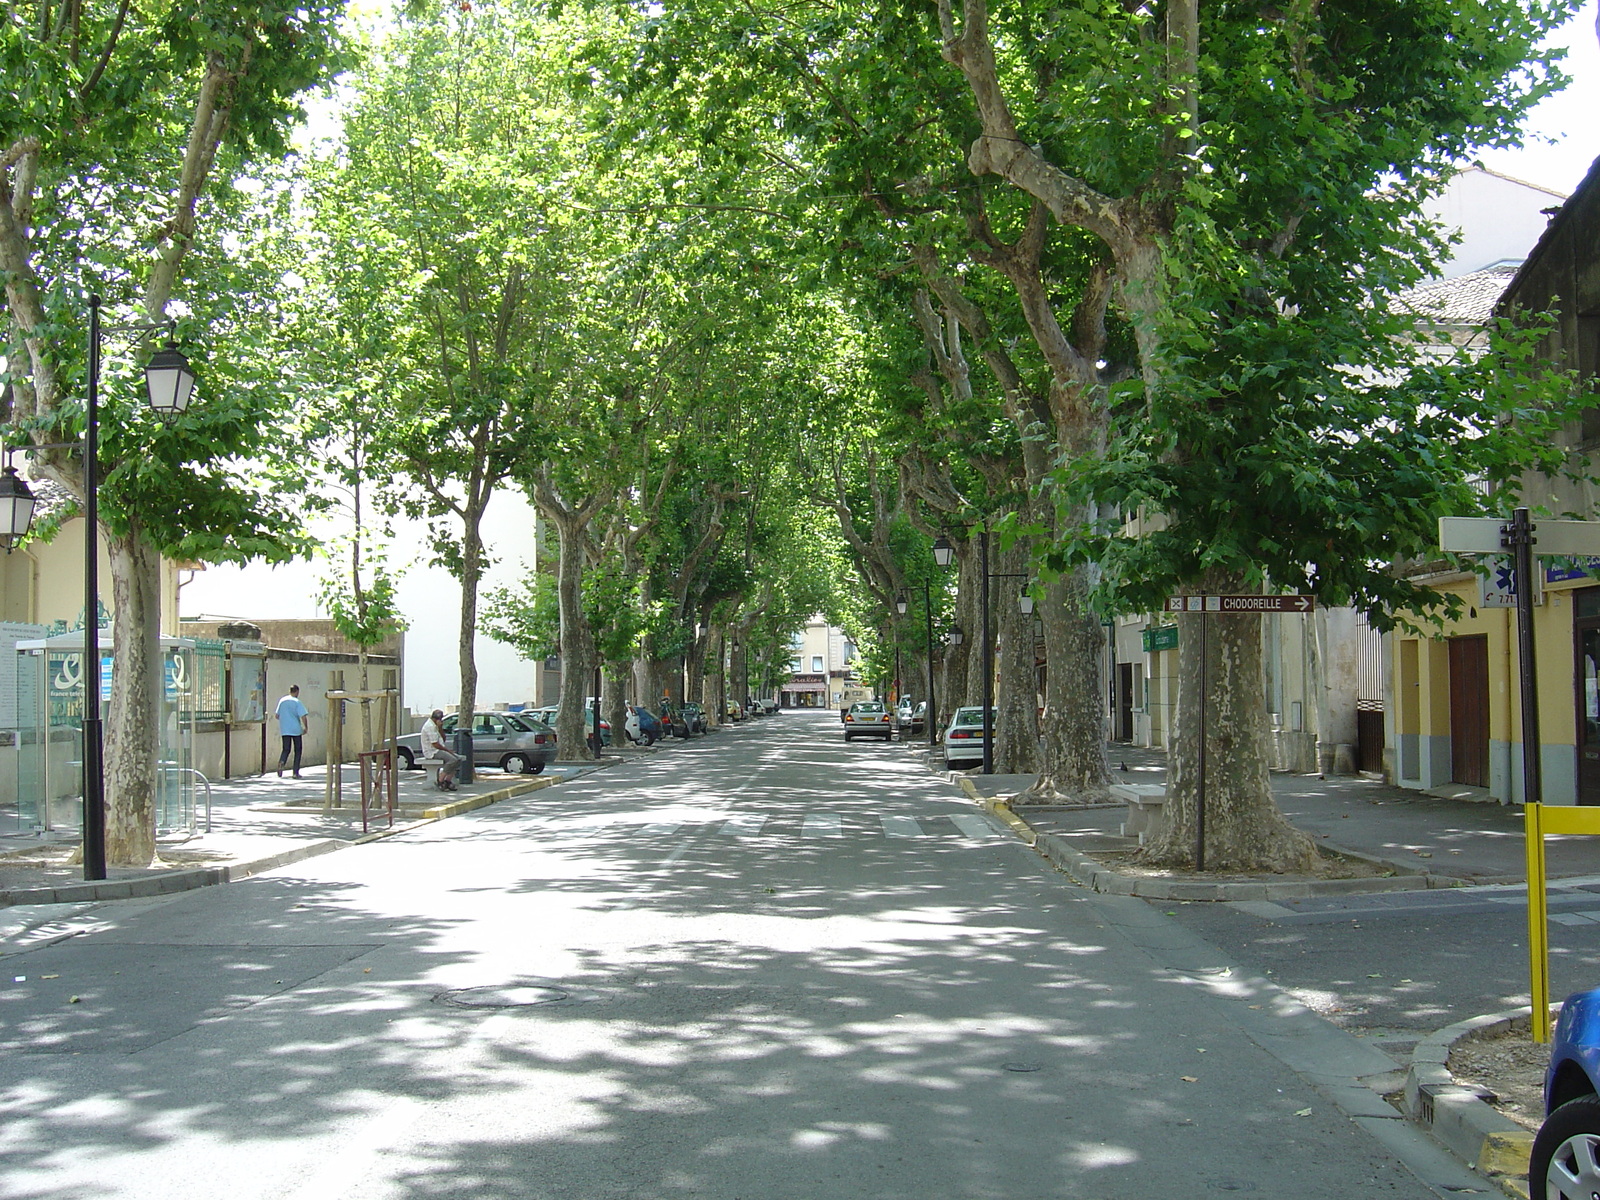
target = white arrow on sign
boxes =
[1439,516,1600,557]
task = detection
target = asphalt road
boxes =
[1160,868,1600,1054]
[0,711,1491,1199]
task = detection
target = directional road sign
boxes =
[1439,515,1600,556]
[1163,594,1315,613]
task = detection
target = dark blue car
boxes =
[628,705,663,745]
[1531,988,1600,1196]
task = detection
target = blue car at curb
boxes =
[1532,988,1600,1197]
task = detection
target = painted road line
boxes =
[802,813,843,838]
[950,814,997,839]
[637,822,683,837]
[720,814,768,837]
[881,815,925,838]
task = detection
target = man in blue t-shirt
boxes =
[275,685,311,778]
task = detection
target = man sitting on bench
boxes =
[420,709,462,791]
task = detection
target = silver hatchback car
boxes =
[395,711,557,774]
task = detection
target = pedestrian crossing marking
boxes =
[950,814,996,839]
[549,813,998,841]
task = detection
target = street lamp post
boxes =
[942,528,1033,775]
[1,295,197,881]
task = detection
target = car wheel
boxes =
[528,761,545,775]
[502,753,531,774]
[1532,1094,1600,1199]
[844,733,854,742]
[397,747,415,770]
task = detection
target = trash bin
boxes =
[453,728,475,785]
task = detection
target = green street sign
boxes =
[1143,624,1178,653]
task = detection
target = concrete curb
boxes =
[418,775,554,819]
[956,777,1467,901]
[1405,1007,1541,1198]
[0,837,349,908]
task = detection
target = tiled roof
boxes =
[21,472,78,522]
[1394,264,1520,327]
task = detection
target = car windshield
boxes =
[952,708,986,726]
[852,703,886,714]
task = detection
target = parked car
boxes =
[843,701,893,742]
[896,700,928,738]
[1532,987,1600,1196]
[942,705,988,767]
[661,703,691,738]
[627,705,663,744]
[680,703,708,734]
[395,712,557,774]
[527,705,610,746]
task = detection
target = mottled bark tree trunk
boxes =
[1142,576,1316,871]
[550,514,594,760]
[1018,569,1112,803]
[992,539,1040,773]
[103,528,162,867]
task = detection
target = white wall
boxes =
[1422,166,1567,279]
[178,488,540,713]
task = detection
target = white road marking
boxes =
[881,815,925,838]
[720,814,768,837]
[950,814,997,839]
[802,813,843,838]
[637,822,683,836]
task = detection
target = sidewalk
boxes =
[944,742,1599,888]
[0,749,635,907]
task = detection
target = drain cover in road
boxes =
[434,983,571,1008]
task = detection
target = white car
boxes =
[842,701,893,741]
[942,706,988,768]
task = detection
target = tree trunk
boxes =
[959,541,985,709]
[604,665,628,748]
[1017,569,1112,803]
[1142,576,1317,872]
[455,496,487,722]
[104,527,162,867]
[992,539,1040,773]
[551,513,593,759]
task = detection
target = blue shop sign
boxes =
[1547,557,1600,584]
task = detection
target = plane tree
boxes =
[1,0,349,864]
[935,0,1588,869]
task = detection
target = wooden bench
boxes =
[1110,783,1168,845]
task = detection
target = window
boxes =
[812,656,824,672]
[790,658,802,673]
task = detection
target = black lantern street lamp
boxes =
[0,465,38,549]
[948,624,965,646]
[2,296,200,881]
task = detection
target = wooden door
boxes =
[1575,589,1600,804]
[1448,636,1490,788]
